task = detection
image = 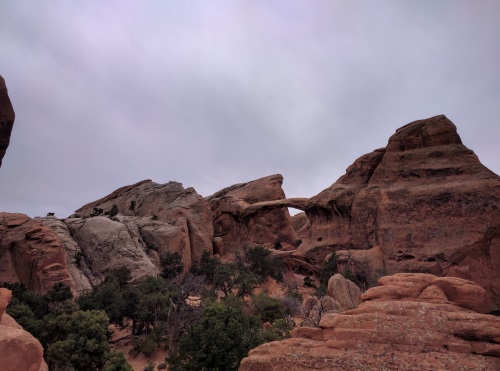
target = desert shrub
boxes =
[278,295,302,317]
[238,245,285,282]
[160,251,184,279]
[167,302,263,371]
[251,293,285,323]
[103,351,133,371]
[262,318,292,341]
[109,204,119,217]
[319,253,338,289]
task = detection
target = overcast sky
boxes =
[0,1,499,218]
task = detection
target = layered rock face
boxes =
[75,180,213,263]
[0,75,15,168]
[208,174,302,257]
[298,115,500,310]
[0,288,48,371]
[0,213,75,294]
[240,273,500,370]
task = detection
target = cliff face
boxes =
[0,213,75,295]
[0,75,15,168]
[298,115,500,310]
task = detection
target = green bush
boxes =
[319,253,338,289]
[168,302,263,371]
[103,351,133,371]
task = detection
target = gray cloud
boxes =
[0,0,499,217]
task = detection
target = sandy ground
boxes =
[109,324,169,371]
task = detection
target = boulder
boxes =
[298,115,500,310]
[0,75,15,168]
[327,273,361,311]
[240,274,500,370]
[65,216,159,284]
[0,288,48,371]
[0,213,75,294]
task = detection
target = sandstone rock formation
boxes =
[74,180,213,264]
[290,212,310,243]
[64,216,159,284]
[297,115,500,310]
[0,213,75,294]
[240,273,500,370]
[208,174,302,257]
[0,75,15,168]
[40,217,93,292]
[0,288,48,371]
[327,273,361,311]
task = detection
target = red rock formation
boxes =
[0,75,15,168]
[74,180,214,264]
[0,288,48,371]
[298,115,500,310]
[0,213,75,294]
[208,174,300,257]
[240,273,500,370]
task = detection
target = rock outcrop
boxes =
[0,213,75,294]
[74,180,213,264]
[0,288,48,371]
[0,75,15,168]
[208,174,301,257]
[64,216,160,284]
[240,273,500,370]
[327,273,361,311]
[298,115,500,310]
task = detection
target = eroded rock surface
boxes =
[298,115,500,310]
[0,75,15,168]
[74,180,213,264]
[240,273,500,370]
[65,216,159,283]
[0,288,48,371]
[0,213,75,294]
[208,174,300,257]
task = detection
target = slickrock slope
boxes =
[240,273,500,370]
[208,174,301,257]
[0,75,15,168]
[0,213,75,294]
[74,180,213,263]
[0,288,48,371]
[298,115,500,310]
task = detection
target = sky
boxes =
[0,1,499,218]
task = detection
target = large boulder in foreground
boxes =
[0,288,48,371]
[0,213,75,295]
[0,75,15,168]
[240,273,500,370]
[298,115,500,310]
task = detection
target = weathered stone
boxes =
[208,174,299,258]
[0,75,15,168]
[0,213,75,294]
[40,217,93,293]
[240,274,500,370]
[0,288,48,371]
[74,180,213,264]
[327,273,361,311]
[66,216,159,283]
[298,115,500,310]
